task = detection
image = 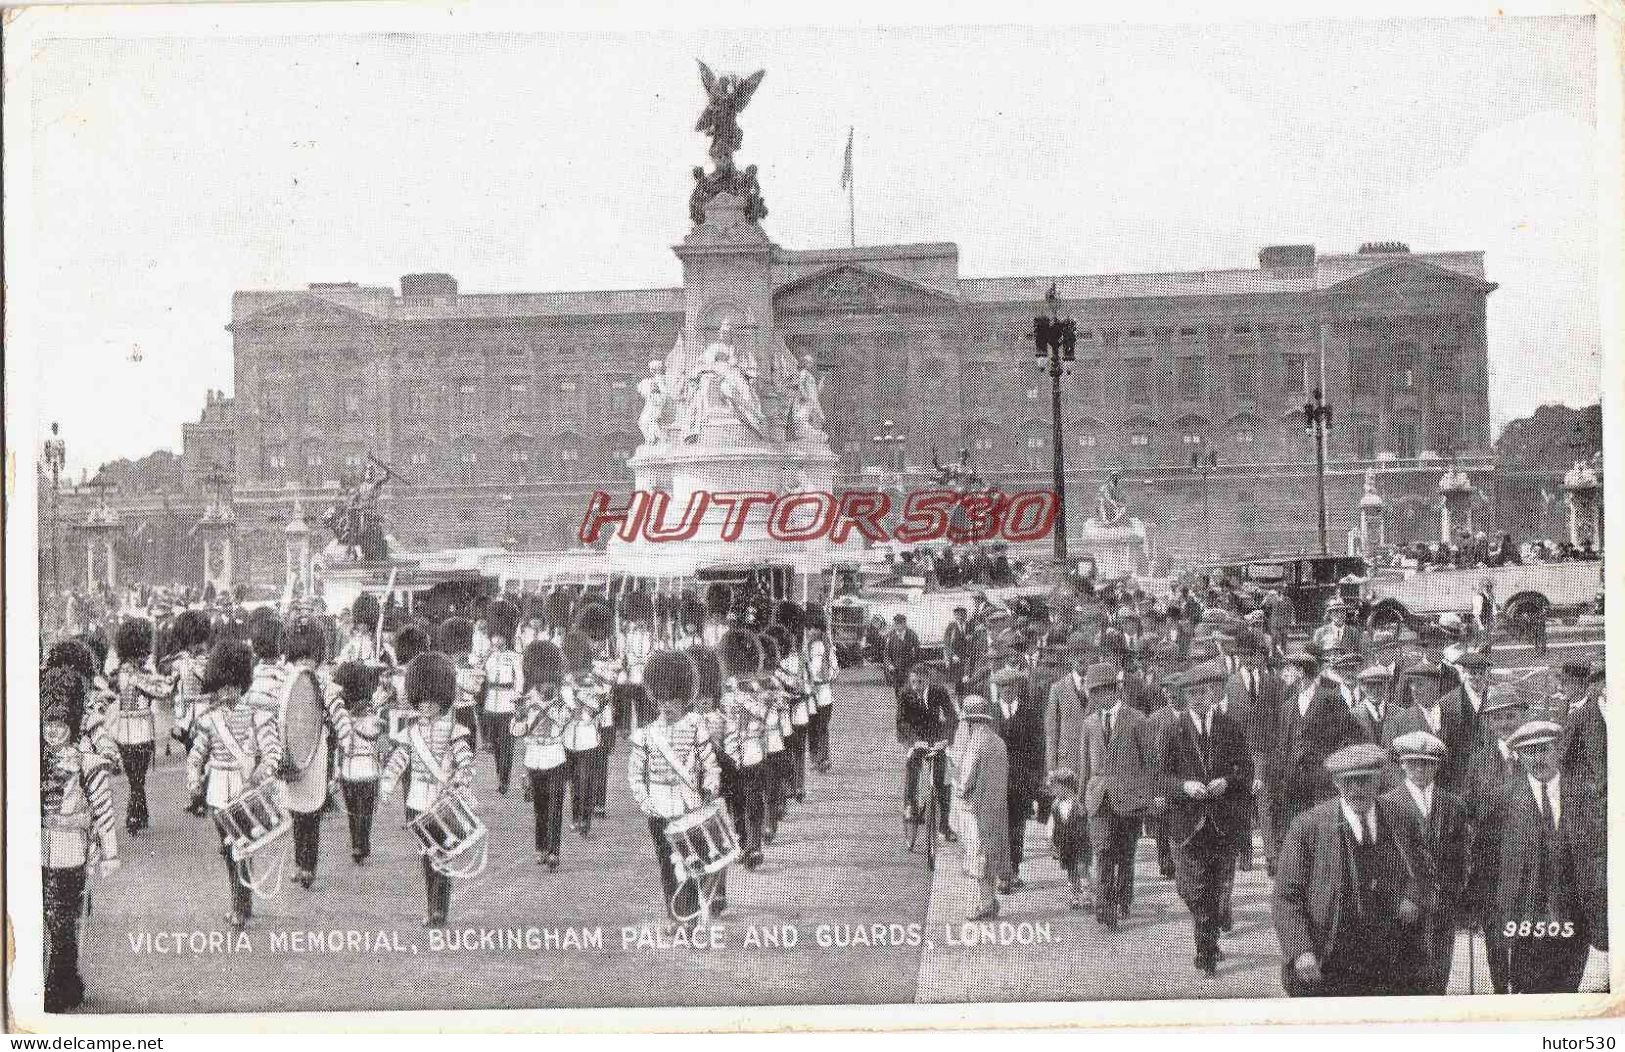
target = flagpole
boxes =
[848,166,856,248]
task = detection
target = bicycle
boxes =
[903,740,948,870]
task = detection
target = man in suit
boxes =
[1146,659,1191,880]
[882,614,921,699]
[896,666,957,843]
[1445,648,1492,761]
[1224,631,1282,875]
[943,607,973,700]
[1273,743,1437,997]
[1351,664,1398,747]
[991,651,1046,893]
[1311,597,1365,661]
[1383,731,1470,994]
[1461,682,1535,993]
[1271,647,1364,861]
[1079,662,1158,929]
[1471,578,1496,654]
[1386,660,1472,796]
[1045,651,1091,777]
[1160,660,1253,976]
[1470,720,1606,993]
[1558,659,1606,789]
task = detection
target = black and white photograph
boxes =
[5,0,1619,1032]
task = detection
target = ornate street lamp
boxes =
[1303,387,1334,555]
[1190,449,1219,561]
[872,419,906,474]
[43,422,66,597]
[1028,284,1076,562]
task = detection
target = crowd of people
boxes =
[883,583,1606,996]
[37,580,839,1011]
[1380,531,1600,572]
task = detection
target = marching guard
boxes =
[436,616,485,751]
[482,598,522,796]
[168,608,215,816]
[336,594,382,665]
[41,667,121,1012]
[690,646,731,912]
[561,624,608,837]
[805,616,837,773]
[512,640,570,869]
[757,631,791,843]
[283,617,354,889]
[332,660,385,864]
[186,640,283,930]
[720,629,769,868]
[379,652,476,927]
[110,616,174,836]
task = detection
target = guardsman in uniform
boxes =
[560,627,607,837]
[1274,743,1435,997]
[168,608,215,816]
[512,640,570,869]
[1383,730,1469,994]
[771,619,811,803]
[46,640,121,770]
[109,617,174,837]
[336,594,381,665]
[628,649,722,933]
[379,652,475,927]
[186,640,282,930]
[1271,646,1363,858]
[283,617,354,889]
[331,661,385,864]
[573,602,619,820]
[481,598,522,796]
[805,616,837,773]
[1470,720,1607,993]
[619,592,657,733]
[435,616,484,752]
[41,668,121,1012]
[720,629,770,868]
[690,647,731,913]
[1557,658,1606,789]
[757,632,792,841]
[1159,660,1253,976]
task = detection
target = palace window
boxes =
[456,382,479,417]
[1395,420,1419,459]
[1234,430,1256,445]
[1073,362,1098,405]
[1125,361,1152,405]
[559,379,578,395]
[409,391,431,416]
[1026,386,1041,400]
[1077,434,1097,448]
[1181,433,1203,446]
[343,390,362,415]
[1129,433,1150,446]
[409,451,429,469]
[1349,354,1375,398]
[1177,357,1205,399]
[1283,356,1310,392]
[1231,356,1255,397]
[1179,326,1200,339]
[506,382,529,417]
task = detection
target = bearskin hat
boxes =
[404,652,457,710]
[173,608,214,651]
[394,624,430,665]
[745,590,774,628]
[644,649,697,705]
[114,616,154,663]
[653,590,674,623]
[521,593,545,623]
[45,639,99,683]
[42,666,88,739]
[487,597,520,645]
[804,610,828,633]
[75,631,110,673]
[623,589,655,627]
[772,599,805,635]
[572,602,614,646]
[351,592,381,631]
[522,640,565,690]
[331,661,380,707]
[435,616,474,656]
[766,624,796,662]
[284,616,329,665]
[719,628,762,678]
[705,582,732,617]
[248,610,285,662]
[201,639,256,695]
[561,630,595,677]
[469,594,491,622]
[544,589,575,635]
[690,646,723,701]
[757,630,781,671]
[680,594,707,634]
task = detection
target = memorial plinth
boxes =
[1074,518,1150,579]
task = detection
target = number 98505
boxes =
[1504,920,1575,938]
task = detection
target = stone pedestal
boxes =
[1359,469,1385,554]
[1074,518,1151,579]
[199,506,236,596]
[285,502,313,600]
[1564,461,1601,547]
[1438,466,1473,543]
[82,505,121,591]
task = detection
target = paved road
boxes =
[73,638,1606,1014]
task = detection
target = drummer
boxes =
[283,618,355,889]
[627,650,721,933]
[185,639,283,931]
[379,652,476,928]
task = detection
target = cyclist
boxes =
[896,666,957,843]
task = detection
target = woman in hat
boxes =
[953,696,1012,920]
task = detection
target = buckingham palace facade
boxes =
[53,238,1499,593]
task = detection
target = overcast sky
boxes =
[20,15,1600,476]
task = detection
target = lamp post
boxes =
[1190,448,1219,561]
[43,422,66,599]
[1302,387,1334,555]
[501,492,516,549]
[1028,284,1077,563]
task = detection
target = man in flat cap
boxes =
[1271,646,1363,860]
[1351,663,1398,750]
[1469,720,1607,993]
[1079,661,1157,929]
[1557,659,1606,790]
[1273,743,1435,997]
[1446,648,1493,756]
[1384,730,1470,993]
[1387,660,1472,796]
[1160,660,1253,976]
[990,649,1047,893]
[1224,630,1283,875]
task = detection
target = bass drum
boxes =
[279,666,329,813]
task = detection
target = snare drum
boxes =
[213,781,291,862]
[664,800,740,880]
[407,791,487,877]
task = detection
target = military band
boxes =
[37,567,1609,1012]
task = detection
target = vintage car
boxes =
[1362,559,1603,628]
[1198,552,1369,627]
